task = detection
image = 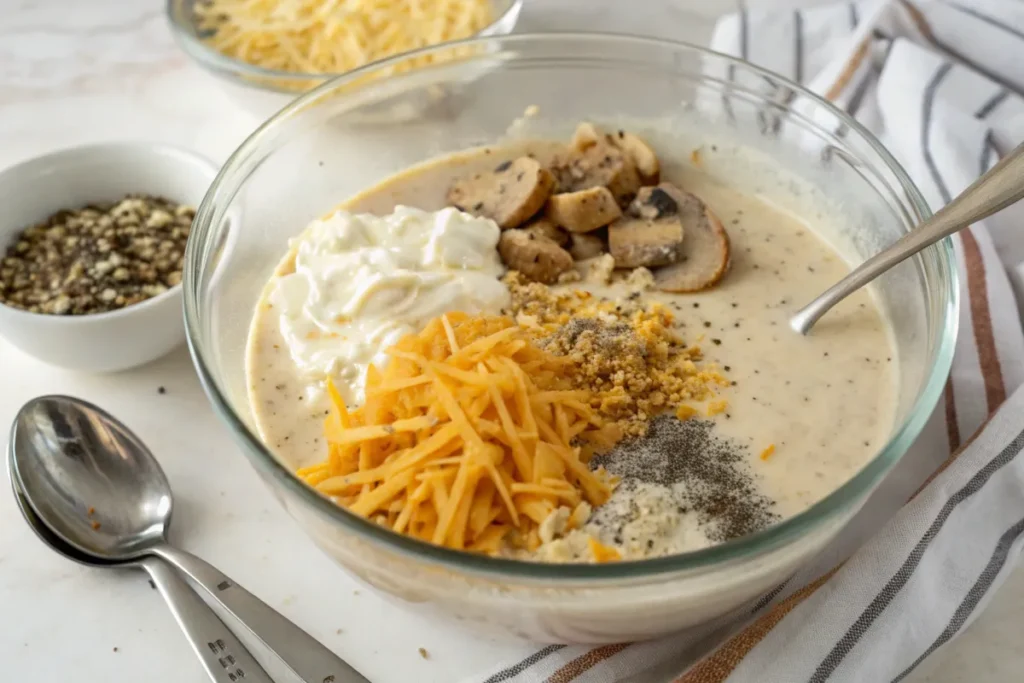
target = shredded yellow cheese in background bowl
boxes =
[297,313,619,555]
[183,0,505,93]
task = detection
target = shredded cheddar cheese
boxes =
[706,399,728,417]
[298,313,619,555]
[675,405,698,421]
[759,444,776,461]
[587,537,621,563]
[196,0,494,79]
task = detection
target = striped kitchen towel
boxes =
[467,2,1024,682]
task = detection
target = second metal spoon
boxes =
[10,394,368,683]
[7,453,272,683]
[791,141,1024,334]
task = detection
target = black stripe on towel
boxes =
[975,88,1010,119]
[482,644,566,683]
[751,577,795,614]
[808,419,1024,683]
[922,63,955,203]
[890,514,1024,683]
[980,130,998,176]
[946,1,1024,42]
[722,9,748,125]
[794,10,805,84]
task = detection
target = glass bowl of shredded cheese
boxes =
[167,0,522,115]
[184,33,956,644]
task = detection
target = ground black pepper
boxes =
[0,195,193,315]
[591,416,778,542]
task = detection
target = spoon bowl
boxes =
[7,437,276,683]
[9,393,369,683]
[7,453,121,568]
[10,395,171,561]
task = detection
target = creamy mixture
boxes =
[245,137,896,560]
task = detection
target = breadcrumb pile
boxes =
[502,272,728,439]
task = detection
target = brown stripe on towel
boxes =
[911,412,996,500]
[945,377,961,452]
[898,0,1020,92]
[547,643,630,683]
[961,228,1006,412]
[674,567,841,683]
[825,40,871,101]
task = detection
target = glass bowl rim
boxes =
[184,31,959,582]
[164,0,524,85]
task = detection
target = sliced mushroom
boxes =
[568,231,607,261]
[545,186,622,233]
[608,216,685,269]
[550,139,641,207]
[607,186,686,269]
[448,157,555,229]
[651,184,730,292]
[523,217,569,247]
[498,229,574,284]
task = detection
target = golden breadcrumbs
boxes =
[502,272,727,440]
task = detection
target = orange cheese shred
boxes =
[299,314,618,555]
[588,537,621,563]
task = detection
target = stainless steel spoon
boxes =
[6,453,273,683]
[790,141,1024,334]
[10,394,369,683]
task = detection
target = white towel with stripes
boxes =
[465,2,1024,682]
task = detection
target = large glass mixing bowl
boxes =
[184,33,958,643]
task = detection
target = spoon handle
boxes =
[143,557,274,683]
[154,545,369,683]
[791,141,1024,334]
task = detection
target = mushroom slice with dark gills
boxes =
[545,186,622,233]
[650,184,731,292]
[607,186,686,269]
[447,157,555,229]
[498,228,574,284]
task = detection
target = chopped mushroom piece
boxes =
[607,185,687,268]
[650,184,731,292]
[448,157,555,229]
[569,231,606,260]
[523,217,569,247]
[550,142,641,208]
[570,122,602,151]
[545,186,622,233]
[498,229,574,284]
[615,131,660,185]
[571,122,660,185]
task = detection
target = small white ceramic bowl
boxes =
[0,142,219,372]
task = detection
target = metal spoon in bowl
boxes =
[790,141,1024,334]
[6,457,273,683]
[10,394,369,683]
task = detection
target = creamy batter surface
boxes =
[245,136,896,560]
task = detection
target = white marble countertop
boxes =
[0,1,1021,681]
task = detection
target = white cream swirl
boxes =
[270,206,509,404]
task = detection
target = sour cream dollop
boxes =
[270,206,510,403]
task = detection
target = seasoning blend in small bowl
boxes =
[0,143,219,372]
